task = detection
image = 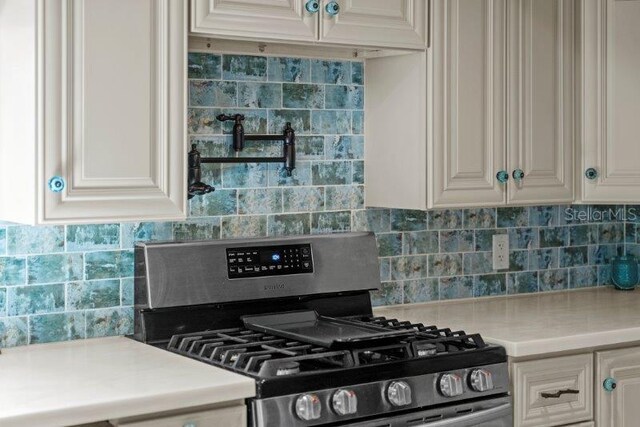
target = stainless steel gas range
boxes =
[133,232,511,426]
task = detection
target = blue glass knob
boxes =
[305,0,319,13]
[603,377,617,392]
[585,168,598,180]
[48,176,66,193]
[325,1,340,16]
[496,171,509,184]
[513,169,525,182]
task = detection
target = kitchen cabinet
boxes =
[190,0,429,50]
[577,0,640,203]
[0,0,187,225]
[365,0,575,209]
[114,404,246,427]
[596,347,640,427]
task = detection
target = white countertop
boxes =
[374,287,640,358]
[0,337,255,427]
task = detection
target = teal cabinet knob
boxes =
[585,168,599,180]
[48,176,66,193]
[512,169,525,182]
[305,0,319,13]
[603,377,617,392]
[496,170,509,184]
[325,1,340,16]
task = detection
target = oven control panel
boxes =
[226,244,313,279]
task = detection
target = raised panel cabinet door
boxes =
[42,0,186,223]
[190,0,318,42]
[430,0,507,208]
[578,0,640,202]
[507,0,575,204]
[320,0,428,49]
[596,347,640,426]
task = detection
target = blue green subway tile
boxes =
[268,109,311,135]
[565,205,623,223]
[473,274,506,297]
[283,187,324,213]
[267,213,311,237]
[497,207,528,228]
[238,188,282,215]
[540,226,569,248]
[439,276,473,300]
[222,109,268,134]
[282,83,324,109]
[0,257,27,286]
[529,206,558,227]
[351,209,391,233]
[7,284,65,316]
[507,271,539,294]
[370,282,402,307]
[463,209,496,229]
[188,53,221,79]
[121,222,173,249]
[403,279,439,304]
[29,312,85,344]
[559,246,588,268]
[84,250,134,280]
[508,228,539,250]
[598,223,624,244]
[188,80,237,107]
[569,224,598,246]
[402,231,439,255]
[597,265,613,286]
[539,268,569,291]
[188,108,222,134]
[379,258,391,281]
[220,216,267,239]
[529,248,559,270]
[0,227,6,254]
[310,60,351,84]
[428,210,463,230]
[267,57,311,83]
[570,266,597,289]
[86,307,134,338]
[463,252,493,275]
[351,62,364,85]
[388,257,427,286]
[588,244,623,265]
[190,135,233,157]
[325,185,364,210]
[558,205,576,225]
[28,254,83,284]
[352,111,364,135]
[509,250,529,272]
[268,162,312,187]
[627,244,640,259]
[625,223,637,244]
[172,218,221,241]
[391,210,427,232]
[311,161,352,186]
[0,288,5,317]
[222,54,267,81]
[296,136,325,160]
[121,278,134,306]
[67,280,120,310]
[221,163,268,188]
[240,140,282,157]
[6,226,64,255]
[325,85,364,110]
[311,211,351,234]
[311,110,351,134]
[66,224,120,251]
[352,161,364,184]
[439,230,473,253]
[324,136,364,160]
[626,205,640,223]
[0,317,28,347]
[376,233,403,257]
[428,253,462,277]
[189,189,237,217]
[197,163,223,190]
[238,82,282,108]
[474,229,507,251]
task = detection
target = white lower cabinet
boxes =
[596,347,640,427]
[113,404,246,427]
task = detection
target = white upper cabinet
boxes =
[0,0,187,225]
[190,0,429,50]
[577,0,640,203]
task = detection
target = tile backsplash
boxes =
[0,52,635,347]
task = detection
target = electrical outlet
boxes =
[492,234,509,270]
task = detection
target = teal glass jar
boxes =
[611,255,639,290]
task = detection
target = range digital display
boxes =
[226,244,313,279]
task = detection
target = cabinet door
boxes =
[320,0,428,49]
[190,0,318,42]
[507,0,575,204]
[43,0,186,223]
[596,347,640,427]
[430,0,507,208]
[578,0,640,203]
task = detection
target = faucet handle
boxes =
[216,113,245,123]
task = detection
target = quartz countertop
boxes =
[374,287,640,358]
[0,337,255,427]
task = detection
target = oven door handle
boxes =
[416,403,512,427]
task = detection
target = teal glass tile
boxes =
[428,254,462,277]
[238,188,282,215]
[0,287,5,317]
[121,278,134,306]
[325,136,364,160]
[428,210,463,230]
[7,284,65,315]
[529,206,558,226]
[625,223,637,244]
[325,185,364,210]
[598,265,613,286]
[28,254,83,284]
[475,229,506,251]
[311,60,351,84]
[188,53,221,79]
[539,268,569,291]
[0,257,27,286]
[391,210,427,232]
[497,207,528,228]
[311,110,351,134]
[351,62,364,85]
[569,224,597,246]
[296,136,325,160]
[267,213,311,236]
[311,211,351,234]
[463,208,496,229]
[189,81,237,107]
[67,280,120,310]
[570,266,597,288]
[325,85,364,109]
[268,109,311,134]
[473,274,506,297]
[0,227,6,255]
[402,231,438,254]
[222,163,268,188]
[312,161,352,185]
[529,248,559,270]
[190,135,233,157]
[439,276,473,300]
[439,230,473,253]
[508,228,539,250]
[352,110,364,134]
[268,162,312,187]
[370,282,402,307]
[403,279,438,303]
[268,57,310,83]
[560,246,588,268]
[379,258,391,281]
[222,54,267,81]
[352,161,364,184]
[283,83,324,109]
[66,224,120,251]
[588,244,623,265]
[189,189,237,217]
[509,250,529,271]
[172,218,221,241]
[84,250,134,280]
[507,271,539,294]
[188,108,222,134]
[238,82,282,108]
[121,222,173,249]
[29,312,85,344]
[599,223,624,244]
[376,233,403,257]
[463,252,493,275]
[391,256,427,280]
[0,317,28,347]
[351,209,391,233]
[540,226,569,248]
[283,187,324,212]
[221,216,267,239]
[222,109,268,134]
[86,307,134,338]
[6,226,64,255]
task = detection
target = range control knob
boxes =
[469,369,494,392]
[387,381,412,406]
[438,373,464,397]
[295,394,321,421]
[332,389,357,416]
